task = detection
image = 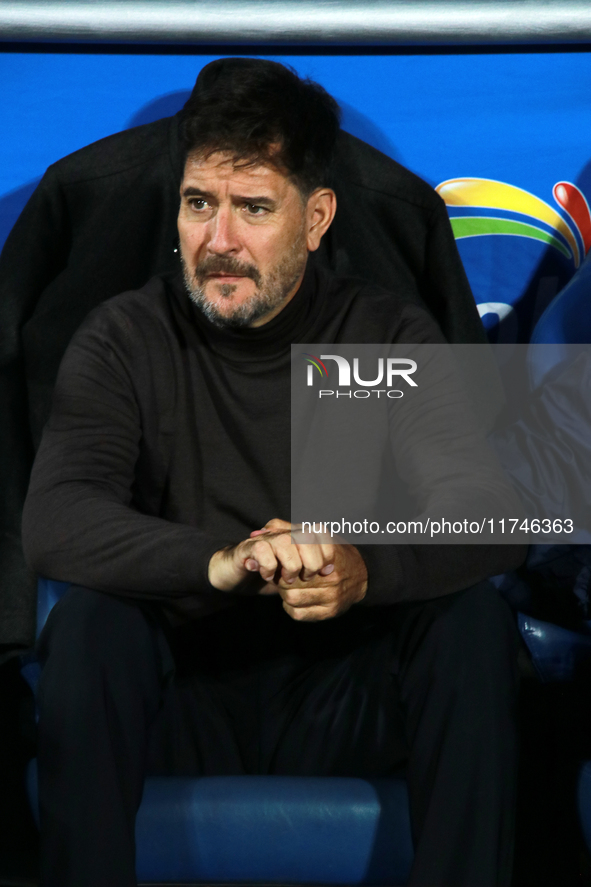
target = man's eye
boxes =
[189,198,208,211]
[244,204,267,216]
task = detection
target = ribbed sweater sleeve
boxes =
[22,302,229,602]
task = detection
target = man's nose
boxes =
[207,206,239,254]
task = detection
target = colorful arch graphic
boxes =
[553,182,591,257]
[436,177,591,268]
[303,353,328,377]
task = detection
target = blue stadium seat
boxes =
[528,250,591,388]
[517,613,591,683]
[518,249,591,857]
[25,577,414,885]
[510,250,591,682]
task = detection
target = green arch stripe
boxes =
[449,216,572,260]
[306,358,324,376]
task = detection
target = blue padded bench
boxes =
[518,613,591,683]
[24,577,414,885]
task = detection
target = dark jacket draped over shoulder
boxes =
[0,114,484,651]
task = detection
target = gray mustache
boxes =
[194,256,261,286]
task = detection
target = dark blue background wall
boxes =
[1,49,590,341]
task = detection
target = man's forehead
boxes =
[182,150,291,194]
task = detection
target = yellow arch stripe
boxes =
[436,177,579,266]
[306,358,323,376]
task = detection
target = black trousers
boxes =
[37,582,520,887]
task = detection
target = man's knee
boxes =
[415,581,520,695]
[437,579,517,640]
[37,586,161,683]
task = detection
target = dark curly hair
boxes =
[179,58,341,196]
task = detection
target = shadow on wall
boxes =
[0,91,193,254]
[126,90,191,129]
[0,90,406,255]
[128,93,405,166]
[478,239,575,345]
[127,93,406,167]
[338,101,403,166]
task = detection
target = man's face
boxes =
[178,151,310,329]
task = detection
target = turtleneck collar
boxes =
[167,253,322,363]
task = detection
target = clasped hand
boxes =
[208,518,368,621]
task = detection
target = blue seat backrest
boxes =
[528,251,591,388]
[37,577,71,638]
[20,578,71,698]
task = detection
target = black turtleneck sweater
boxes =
[22,258,524,623]
[2,122,486,649]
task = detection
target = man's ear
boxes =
[305,189,337,252]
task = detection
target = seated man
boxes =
[22,58,525,887]
[1,56,484,657]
